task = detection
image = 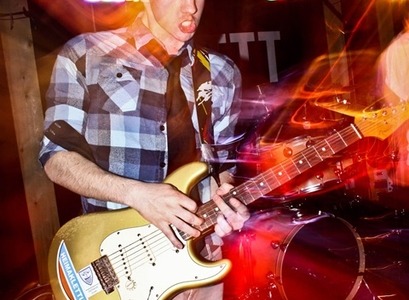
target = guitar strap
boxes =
[44,120,96,164]
[192,48,221,186]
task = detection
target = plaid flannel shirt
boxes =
[39,13,242,211]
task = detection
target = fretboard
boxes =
[180,123,363,240]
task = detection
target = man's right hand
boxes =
[124,182,204,249]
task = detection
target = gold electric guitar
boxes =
[48,102,409,300]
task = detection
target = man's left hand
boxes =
[212,183,250,237]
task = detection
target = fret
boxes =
[202,213,217,229]
[343,126,362,146]
[276,164,292,180]
[236,192,258,206]
[343,130,358,145]
[270,165,288,187]
[308,147,322,163]
[253,173,274,194]
[335,130,348,147]
[231,182,261,204]
[304,145,325,166]
[323,139,336,154]
[262,169,280,191]
[294,152,312,174]
[281,158,301,180]
[189,201,218,234]
[318,140,334,158]
[328,124,362,153]
[326,133,346,154]
[198,203,218,220]
[350,123,363,140]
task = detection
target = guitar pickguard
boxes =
[99,225,229,300]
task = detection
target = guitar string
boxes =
[113,229,173,279]
[107,204,232,279]
[229,131,347,203]
[102,106,400,283]
[217,113,391,212]
[226,119,382,205]
[106,227,170,277]
[106,206,226,279]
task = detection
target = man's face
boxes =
[144,0,206,47]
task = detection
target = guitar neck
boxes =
[232,123,363,205]
[179,123,363,240]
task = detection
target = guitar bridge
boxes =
[91,255,119,294]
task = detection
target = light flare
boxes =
[32,0,143,33]
[85,0,139,2]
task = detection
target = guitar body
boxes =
[48,162,231,300]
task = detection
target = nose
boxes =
[181,0,198,14]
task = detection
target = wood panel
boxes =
[0,0,60,284]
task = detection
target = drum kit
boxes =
[223,209,365,300]
[223,96,409,299]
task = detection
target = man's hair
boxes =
[405,10,409,32]
[399,2,409,31]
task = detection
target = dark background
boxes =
[1,0,408,299]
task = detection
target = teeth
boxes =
[182,20,192,27]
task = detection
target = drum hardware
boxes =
[365,164,394,201]
[361,210,398,221]
[356,228,408,298]
[290,209,329,225]
[389,149,400,162]
[365,260,404,272]
[235,228,278,300]
[359,229,402,243]
[224,208,366,300]
[305,138,316,148]
[270,239,285,251]
[357,277,401,300]
[238,284,277,300]
[282,146,293,158]
[282,136,317,158]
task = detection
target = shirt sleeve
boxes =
[210,52,242,162]
[39,36,89,166]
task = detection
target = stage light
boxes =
[84,0,140,2]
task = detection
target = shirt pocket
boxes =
[97,60,142,113]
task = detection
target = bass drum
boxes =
[223,208,365,300]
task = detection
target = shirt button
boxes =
[159,124,165,131]
[160,162,166,168]
[116,72,123,78]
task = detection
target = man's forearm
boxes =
[44,151,138,206]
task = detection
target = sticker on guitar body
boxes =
[57,241,103,299]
